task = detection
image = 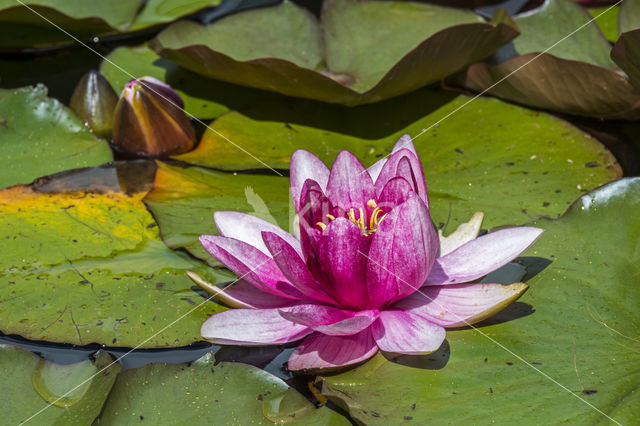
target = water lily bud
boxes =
[69,70,118,139]
[112,77,195,157]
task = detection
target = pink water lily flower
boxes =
[198,135,542,371]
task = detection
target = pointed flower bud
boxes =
[112,77,195,157]
[69,70,118,139]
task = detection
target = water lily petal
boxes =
[201,308,312,345]
[377,176,416,210]
[298,179,335,231]
[291,149,329,211]
[261,231,336,304]
[315,218,370,310]
[395,283,528,327]
[374,147,428,206]
[438,211,484,256]
[214,211,301,256]
[367,134,419,182]
[186,271,295,309]
[287,329,378,371]
[366,196,438,307]
[279,304,378,336]
[200,235,305,300]
[372,310,445,354]
[326,151,376,210]
[426,227,544,285]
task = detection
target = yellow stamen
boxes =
[316,222,327,231]
[358,207,365,229]
[326,214,335,221]
[367,199,377,209]
[369,207,383,230]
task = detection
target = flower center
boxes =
[315,199,387,235]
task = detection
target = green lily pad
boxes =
[456,0,640,119]
[98,352,349,424]
[0,166,233,347]
[320,178,640,425]
[587,5,619,42]
[0,0,142,48]
[611,29,640,92]
[129,0,222,31]
[147,92,620,265]
[0,85,113,190]
[619,0,640,33]
[101,44,233,119]
[0,346,120,425]
[150,0,518,105]
[144,162,292,266]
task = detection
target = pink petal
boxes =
[374,147,428,206]
[220,281,300,309]
[377,176,416,210]
[287,329,378,371]
[392,134,419,157]
[290,150,329,212]
[326,151,376,210]
[279,304,378,336]
[214,211,301,257]
[187,271,295,309]
[315,218,370,310]
[367,134,419,182]
[199,235,305,300]
[298,179,336,233]
[426,227,544,285]
[261,231,336,305]
[372,310,445,354]
[366,196,438,308]
[201,308,312,345]
[394,282,529,327]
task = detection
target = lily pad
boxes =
[144,162,292,266]
[150,0,518,105]
[0,85,113,189]
[98,352,349,424]
[129,0,222,31]
[456,0,640,119]
[320,178,640,425]
[0,0,142,48]
[587,5,619,42]
[619,0,640,33]
[0,164,233,347]
[147,93,620,265]
[611,29,640,91]
[101,45,233,119]
[0,346,120,425]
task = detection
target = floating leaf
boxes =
[456,0,640,119]
[98,352,349,424]
[144,162,292,266]
[611,29,640,91]
[150,0,518,105]
[147,93,620,265]
[128,0,222,31]
[320,178,640,425]
[0,0,142,48]
[587,5,619,42]
[0,346,120,425]
[619,0,640,33]
[0,164,232,347]
[0,85,113,189]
